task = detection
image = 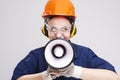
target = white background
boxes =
[0,0,120,79]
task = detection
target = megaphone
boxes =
[44,38,74,69]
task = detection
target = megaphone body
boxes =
[44,38,74,69]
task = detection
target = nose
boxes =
[56,31,64,39]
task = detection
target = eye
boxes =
[61,27,71,32]
[45,24,57,32]
[50,27,57,32]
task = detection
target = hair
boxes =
[44,15,75,25]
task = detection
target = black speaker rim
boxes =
[52,44,66,58]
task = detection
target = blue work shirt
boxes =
[11,43,116,80]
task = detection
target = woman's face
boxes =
[46,16,72,40]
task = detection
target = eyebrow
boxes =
[46,23,71,28]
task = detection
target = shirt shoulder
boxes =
[71,43,116,72]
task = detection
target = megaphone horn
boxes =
[44,38,74,69]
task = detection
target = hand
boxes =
[41,63,82,79]
[47,64,74,78]
[47,66,60,79]
[41,66,59,80]
[41,71,52,80]
[58,63,74,77]
[58,63,82,79]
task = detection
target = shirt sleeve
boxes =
[11,51,38,80]
[87,48,116,72]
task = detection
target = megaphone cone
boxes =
[44,38,74,69]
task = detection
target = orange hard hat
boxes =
[42,0,76,18]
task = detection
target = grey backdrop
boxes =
[0,0,120,80]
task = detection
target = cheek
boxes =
[48,32,54,39]
[63,32,71,40]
